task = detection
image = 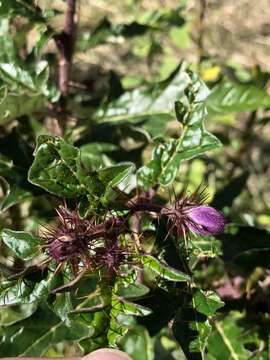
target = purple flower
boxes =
[161,188,226,239]
[186,205,226,236]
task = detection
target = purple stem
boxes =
[128,202,163,213]
[56,0,76,96]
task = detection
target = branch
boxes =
[198,0,207,63]
[56,0,77,97]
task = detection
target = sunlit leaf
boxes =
[0,304,93,356]
[80,142,117,170]
[2,229,42,261]
[189,319,212,356]
[137,70,221,188]
[121,325,154,360]
[193,290,224,317]
[28,135,87,197]
[207,80,270,114]
[99,163,134,205]
[96,64,190,135]
[0,272,58,306]
[0,303,37,326]
[207,312,251,360]
[0,182,31,212]
[114,298,152,317]
[0,86,45,124]
[116,283,149,299]
[140,255,191,282]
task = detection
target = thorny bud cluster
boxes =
[44,188,225,275]
[45,206,126,274]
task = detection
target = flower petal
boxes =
[186,205,225,236]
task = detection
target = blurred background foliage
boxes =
[0,0,270,359]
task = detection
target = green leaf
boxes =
[0,61,53,95]
[98,163,135,205]
[0,0,44,21]
[95,64,190,134]
[0,19,16,63]
[0,185,31,212]
[189,236,222,270]
[28,135,132,205]
[77,18,152,51]
[1,229,42,261]
[78,7,185,52]
[116,283,149,299]
[0,63,37,91]
[28,135,87,197]
[207,80,270,115]
[0,303,37,326]
[0,86,45,124]
[140,255,191,282]
[68,278,106,316]
[86,276,152,348]
[0,280,32,306]
[207,312,251,360]
[189,319,212,356]
[0,274,57,306]
[33,25,56,58]
[193,290,224,317]
[0,303,93,356]
[137,71,221,188]
[0,61,57,123]
[121,325,154,360]
[114,298,152,317]
[152,328,186,360]
[0,155,32,209]
[80,142,117,170]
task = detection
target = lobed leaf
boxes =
[114,298,152,317]
[99,163,135,205]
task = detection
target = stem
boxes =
[126,193,163,214]
[198,0,207,63]
[85,201,163,241]
[128,202,163,213]
[56,0,77,97]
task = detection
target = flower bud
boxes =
[161,188,225,239]
[49,234,88,262]
[186,205,225,236]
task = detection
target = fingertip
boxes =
[83,348,132,360]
